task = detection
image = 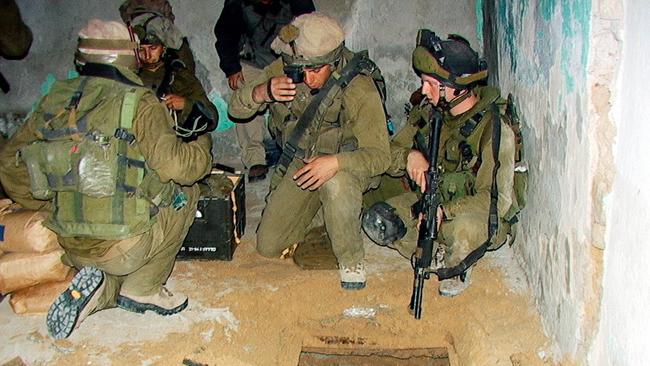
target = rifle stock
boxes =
[409,108,443,319]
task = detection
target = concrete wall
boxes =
[491,0,608,362]
[0,0,478,136]
[590,0,650,364]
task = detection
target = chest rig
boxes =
[273,50,384,178]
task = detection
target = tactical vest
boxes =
[269,48,389,158]
[240,0,294,68]
[412,91,527,222]
[20,76,175,240]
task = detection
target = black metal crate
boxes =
[178,172,245,261]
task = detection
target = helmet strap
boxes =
[437,83,450,110]
[437,85,473,112]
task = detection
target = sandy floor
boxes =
[0,174,562,366]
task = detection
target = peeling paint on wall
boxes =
[539,0,557,21]
[476,0,484,46]
[498,1,518,72]
[494,0,597,361]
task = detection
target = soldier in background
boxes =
[0,0,33,94]
[119,0,196,72]
[214,0,315,182]
[133,14,218,141]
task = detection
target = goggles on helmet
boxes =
[75,38,139,69]
[412,29,487,90]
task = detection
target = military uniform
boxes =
[118,0,197,72]
[138,61,218,136]
[214,0,316,170]
[381,86,516,267]
[229,51,390,268]
[0,68,212,311]
[0,0,32,59]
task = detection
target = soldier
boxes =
[0,19,212,338]
[214,0,315,182]
[119,0,197,72]
[133,13,218,141]
[363,31,521,297]
[229,13,390,289]
[0,0,33,93]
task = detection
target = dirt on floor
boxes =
[0,175,568,366]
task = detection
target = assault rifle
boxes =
[409,108,443,319]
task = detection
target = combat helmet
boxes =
[130,13,183,49]
[272,12,346,76]
[75,19,139,73]
[412,30,487,91]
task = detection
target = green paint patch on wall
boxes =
[561,47,575,92]
[562,0,592,68]
[559,0,592,92]
[539,0,557,21]
[498,0,518,72]
[208,91,236,133]
[498,0,591,93]
[476,0,484,46]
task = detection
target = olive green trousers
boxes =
[257,161,372,268]
[385,191,510,267]
[234,63,267,168]
[63,184,200,311]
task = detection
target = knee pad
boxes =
[362,202,407,246]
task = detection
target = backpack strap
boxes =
[113,88,146,224]
[66,77,91,142]
[436,103,502,280]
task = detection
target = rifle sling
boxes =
[275,53,368,177]
[436,103,501,280]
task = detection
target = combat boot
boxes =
[117,286,188,316]
[339,262,366,290]
[438,266,473,297]
[248,164,268,182]
[46,267,106,339]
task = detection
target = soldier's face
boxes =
[304,64,332,90]
[421,74,455,106]
[139,44,165,65]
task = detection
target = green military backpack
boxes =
[20,77,175,240]
[501,93,527,217]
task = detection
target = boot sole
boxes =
[341,281,366,290]
[116,295,188,316]
[46,267,105,339]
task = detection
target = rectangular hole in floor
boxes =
[298,347,450,366]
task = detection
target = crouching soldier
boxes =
[0,19,212,338]
[131,13,218,141]
[363,31,523,297]
[229,13,390,289]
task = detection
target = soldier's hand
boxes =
[253,76,296,103]
[416,206,444,231]
[162,94,186,111]
[407,149,430,192]
[293,155,339,191]
[228,71,245,90]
